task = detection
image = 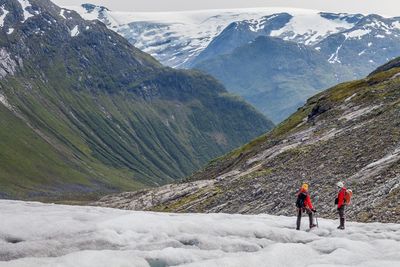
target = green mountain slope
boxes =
[0,0,273,199]
[96,58,400,223]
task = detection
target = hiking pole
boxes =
[315,212,319,228]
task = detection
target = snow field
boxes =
[65,6,362,67]
[0,200,400,266]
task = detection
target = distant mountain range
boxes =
[67,5,400,122]
[0,0,272,199]
[194,36,351,122]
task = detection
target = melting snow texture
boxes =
[0,201,400,267]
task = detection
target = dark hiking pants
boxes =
[338,205,345,228]
[296,208,313,230]
[338,206,345,219]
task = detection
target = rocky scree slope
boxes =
[96,58,400,223]
[0,0,273,199]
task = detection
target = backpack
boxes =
[296,192,307,208]
[344,189,353,205]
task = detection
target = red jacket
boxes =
[298,188,313,209]
[337,187,347,208]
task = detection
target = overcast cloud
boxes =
[52,0,400,16]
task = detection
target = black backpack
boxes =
[296,192,307,208]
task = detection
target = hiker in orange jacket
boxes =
[336,181,347,230]
[296,183,317,230]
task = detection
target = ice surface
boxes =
[0,200,400,267]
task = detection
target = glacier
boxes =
[61,5,360,68]
[0,200,400,266]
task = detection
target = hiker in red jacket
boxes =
[296,183,317,230]
[336,181,347,230]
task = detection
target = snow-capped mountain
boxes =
[69,4,371,68]
[318,14,400,70]
[58,3,400,123]
[2,200,400,266]
[65,4,400,71]
[190,13,400,122]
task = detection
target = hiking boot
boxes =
[310,224,317,229]
[337,218,345,230]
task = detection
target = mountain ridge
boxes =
[0,0,273,199]
[193,35,353,123]
[68,4,400,124]
[69,4,400,68]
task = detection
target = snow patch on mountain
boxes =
[343,28,371,39]
[70,25,80,37]
[67,4,120,29]
[364,18,396,35]
[59,9,67,19]
[17,0,34,23]
[341,17,400,41]
[328,39,346,64]
[0,92,12,109]
[0,5,9,27]
[0,48,18,79]
[270,12,354,45]
[1,200,400,266]
[358,49,366,56]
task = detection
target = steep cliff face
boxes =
[0,0,273,199]
[95,58,400,223]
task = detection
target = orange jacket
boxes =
[298,188,313,209]
[337,187,347,208]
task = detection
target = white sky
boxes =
[52,0,400,16]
